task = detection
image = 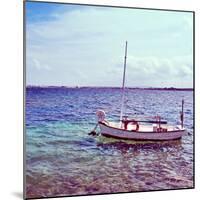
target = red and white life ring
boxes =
[130,120,139,131]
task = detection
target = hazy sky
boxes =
[26,2,193,87]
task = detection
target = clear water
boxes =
[26,87,194,198]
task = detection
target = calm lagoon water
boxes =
[26,87,194,198]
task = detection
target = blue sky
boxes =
[26,1,193,87]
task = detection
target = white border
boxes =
[0,0,199,200]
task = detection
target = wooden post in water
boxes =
[181,99,184,128]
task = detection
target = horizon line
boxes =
[26,85,193,90]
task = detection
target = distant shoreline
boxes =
[26,86,193,91]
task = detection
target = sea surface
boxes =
[26,87,194,198]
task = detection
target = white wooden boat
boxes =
[91,41,186,141]
[98,120,185,141]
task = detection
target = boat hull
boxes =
[99,122,185,141]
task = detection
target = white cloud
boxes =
[32,58,51,71]
[26,6,193,87]
[111,55,193,87]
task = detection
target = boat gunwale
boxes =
[99,121,186,134]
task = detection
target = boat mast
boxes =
[120,41,128,127]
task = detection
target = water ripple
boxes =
[26,87,193,198]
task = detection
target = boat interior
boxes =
[106,121,182,132]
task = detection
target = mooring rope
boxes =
[88,123,99,136]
